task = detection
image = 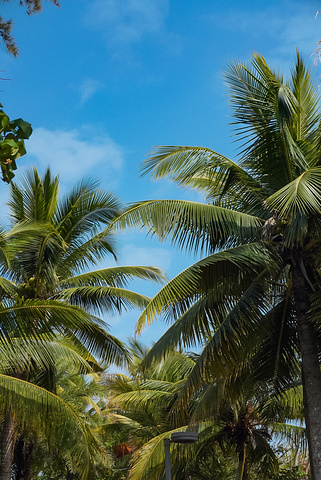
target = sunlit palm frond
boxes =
[102,373,133,394]
[0,336,96,375]
[135,242,279,335]
[265,166,321,220]
[55,181,121,244]
[0,275,17,297]
[129,426,191,480]
[109,389,175,411]
[151,352,195,383]
[290,52,321,145]
[0,299,129,366]
[8,168,59,223]
[224,53,317,192]
[57,286,151,315]
[61,265,166,288]
[0,374,96,479]
[142,145,265,207]
[114,199,263,254]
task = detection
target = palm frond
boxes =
[0,299,129,366]
[0,374,96,480]
[109,389,174,410]
[129,426,191,480]
[56,181,121,244]
[290,51,321,144]
[265,166,321,220]
[261,386,304,423]
[114,199,264,254]
[61,266,166,288]
[0,275,17,297]
[57,231,118,274]
[57,286,151,315]
[135,242,279,334]
[0,336,96,375]
[141,146,265,213]
[224,53,319,191]
[8,168,59,223]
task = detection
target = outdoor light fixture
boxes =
[164,431,198,480]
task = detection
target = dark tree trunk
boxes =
[0,410,15,480]
[238,444,249,480]
[292,263,321,480]
[66,466,75,480]
[14,436,34,480]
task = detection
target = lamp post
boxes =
[164,431,198,480]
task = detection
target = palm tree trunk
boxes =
[238,444,248,480]
[66,466,75,480]
[0,410,15,480]
[292,263,321,480]
[14,436,34,480]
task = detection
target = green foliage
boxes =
[0,107,32,183]
[0,168,164,479]
[103,344,305,480]
[113,52,321,478]
[270,466,310,479]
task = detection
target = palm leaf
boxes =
[0,374,97,480]
[61,265,166,288]
[0,299,129,366]
[0,336,96,375]
[57,286,152,315]
[8,168,59,223]
[115,199,264,254]
[135,242,279,334]
[55,180,121,244]
[142,145,265,208]
[265,166,321,219]
[129,426,191,480]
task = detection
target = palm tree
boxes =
[104,346,197,480]
[3,342,105,480]
[16,360,109,480]
[105,344,303,480]
[114,52,321,479]
[0,167,165,479]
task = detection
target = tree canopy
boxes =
[114,52,321,480]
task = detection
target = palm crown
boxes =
[0,168,165,478]
[115,52,321,480]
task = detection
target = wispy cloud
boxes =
[26,127,123,186]
[79,78,102,104]
[84,0,169,45]
[206,3,320,67]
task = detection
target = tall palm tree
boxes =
[0,167,165,479]
[115,52,321,479]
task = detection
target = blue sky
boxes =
[0,0,320,347]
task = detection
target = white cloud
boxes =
[79,78,102,104]
[26,127,123,185]
[84,0,169,45]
